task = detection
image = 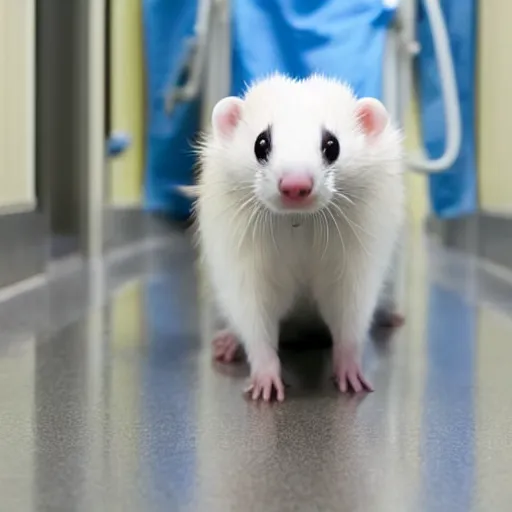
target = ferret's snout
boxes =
[278,174,314,202]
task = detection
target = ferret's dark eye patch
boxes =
[321,130,340,165]
[254,127,272,163]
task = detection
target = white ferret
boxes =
[189,74,404,402]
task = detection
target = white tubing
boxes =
[165,0,214,114]
[405,0,462,173]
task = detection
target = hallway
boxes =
[1,230,511,512]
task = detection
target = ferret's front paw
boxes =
[245,365,285,402]
[212,330,241,363]
[333,345,374,394]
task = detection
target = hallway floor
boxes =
[1,230,512,512]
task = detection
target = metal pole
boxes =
[78,0,107,260]
[200,0,232,131]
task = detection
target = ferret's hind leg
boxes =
[212,329,242,363]
[373,308,405,329]
[201,287,244,363]
[373,247,405,329]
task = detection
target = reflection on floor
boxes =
[1,230,512,512]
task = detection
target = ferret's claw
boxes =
[212,330,241,363]
[246,371,285,402]
[335,367,373,394]
[334,346,373,394]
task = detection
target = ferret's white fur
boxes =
[195,74,404,391]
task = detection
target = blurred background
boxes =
[0,0,508,273]
[1,1,512,511]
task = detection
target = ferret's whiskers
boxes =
[324,207,346,281]
[254,208,265,248]
[331,201,375,242]
[318,209,330,262]
[334,190,379,218]
[203,193,254,225]
[311,214,322,260]
[267,210,279,256]
[334,191,355,207]
[329,202,371,258]
[218,193,259,253]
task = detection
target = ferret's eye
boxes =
[321,131,340,165]
[254,129,272,163]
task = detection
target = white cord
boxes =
[405,0,462,173]
[165,0,214,113]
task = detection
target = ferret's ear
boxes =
[355,98,389,138]
[212,97,244,139]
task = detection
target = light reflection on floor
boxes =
[0,233,512,511]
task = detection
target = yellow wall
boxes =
[404,97,429,227]
[477,0,512,212]
[0,0,36,210]
[109,0,145,206]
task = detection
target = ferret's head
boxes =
[206,74,401,214]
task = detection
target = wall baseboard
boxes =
[0,211,47,289]
[426,212,512,272]
[0,208,187,299]
[103,208,186,251]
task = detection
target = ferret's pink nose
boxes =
[278,175,313,201]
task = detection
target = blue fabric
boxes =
[142,0,396,219]
[232,0,395,99]
[107,132,131,157]
[417,0,477,218]
[142,0,200,219]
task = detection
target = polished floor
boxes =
[1,230,512,512]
